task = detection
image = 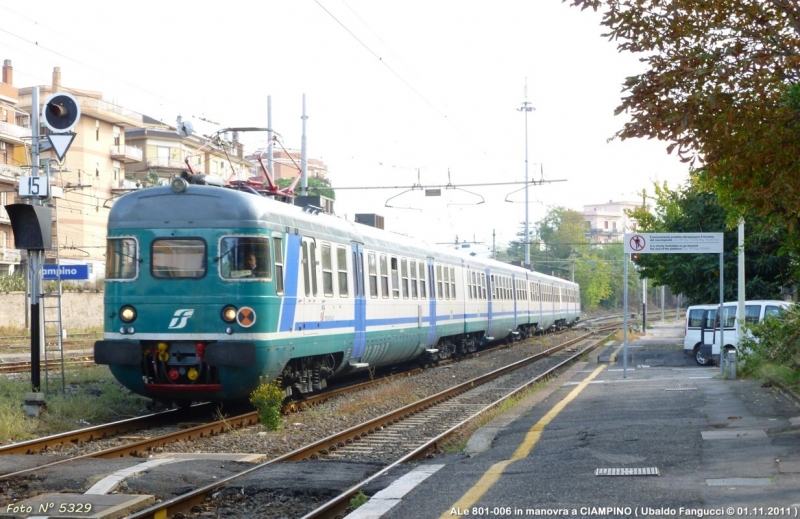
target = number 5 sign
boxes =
[18,176,50,198]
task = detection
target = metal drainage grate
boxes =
[596,467,659,477]
[665,387,698,391]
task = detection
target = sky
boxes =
[0,0,690,254]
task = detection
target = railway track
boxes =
[0,356,95,374]
[117,327,615,519]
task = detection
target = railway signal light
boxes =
[41,92,81,133]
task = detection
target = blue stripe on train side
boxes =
[279,234,302,332]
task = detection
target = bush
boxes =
[249,378,285,430]
[739,305,800,381]
[0,273,25,292]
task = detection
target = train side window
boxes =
[274,237,284,294]
[410,260,418,299]
[302,242,311,297]
[450,266,456,299]
[401,258,409,299]
[322,243,334,296]
[380,254,389,298]
[368,252,378,298]
[443,266,450,299]
[419,262,427,299]
[357,251,365,298]
[310,242,318,296]
[337,246,348,297]
[468,271,474,300]
[219,237,271,280]
[391,257,400,299]
[152,238,206,279]
[105,237,137,280]
[436,265,443,300]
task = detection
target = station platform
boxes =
[352,322,800,519]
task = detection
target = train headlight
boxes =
[171,176,188,193]
[120,306,137,323]
[221,305,237,323]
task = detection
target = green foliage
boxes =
[350,490,368,509]
[627,182,790,304]
[739,306,800,382]
[0,273,25,292]
[566,0,800,261]
[249,377,285,430]
[503,206,630,310]
[0,366,148,441]
[276,176,335,200]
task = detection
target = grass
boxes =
[742,362,800,392]
[0,365,150,443]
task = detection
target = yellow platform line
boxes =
[609,340,626,363]
[439,365,606,518]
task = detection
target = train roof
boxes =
[108,185,577,288]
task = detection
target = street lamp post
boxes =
[518,80,535,270]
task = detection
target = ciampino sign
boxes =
[42,264,90,280]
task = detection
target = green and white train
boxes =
[94,177,580,405]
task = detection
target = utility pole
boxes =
[300,94,308,196]
[518,79,535,270]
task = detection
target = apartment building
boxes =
[271,149,328,182]
[17,66,144,274]
[0,60,25,274]
[125,119,253,184]
[582,200,641,244]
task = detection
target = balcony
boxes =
[146,157,186,170]
[110,145,143,163]
[0,163,23,180]
[110,179,140,191]
[0,120,28,141]
[0,247,21,263]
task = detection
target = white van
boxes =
[683,300,790,365]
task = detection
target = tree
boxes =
[536,207,587,270]
[276,176,335,200]
[627,182,791,304]
[565,1,800,230]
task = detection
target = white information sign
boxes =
[623,232,723,254]
[18,176,50,198]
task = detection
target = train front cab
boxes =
[95,231,284,404]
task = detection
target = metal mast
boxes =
[518,79,535,270]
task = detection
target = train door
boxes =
[300,237,321,335]
[427,259,437,346]
[512,274,518,331]
[486,268,493,337]
[351,244,367,358]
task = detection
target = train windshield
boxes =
[219,236,271,280]
[152,239,206,279]
[105,237,138,280]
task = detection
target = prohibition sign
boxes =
[629,234,646,252]
[237,307,256,327]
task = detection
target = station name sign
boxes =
[43,264,90,280]
[623,233,723,254]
